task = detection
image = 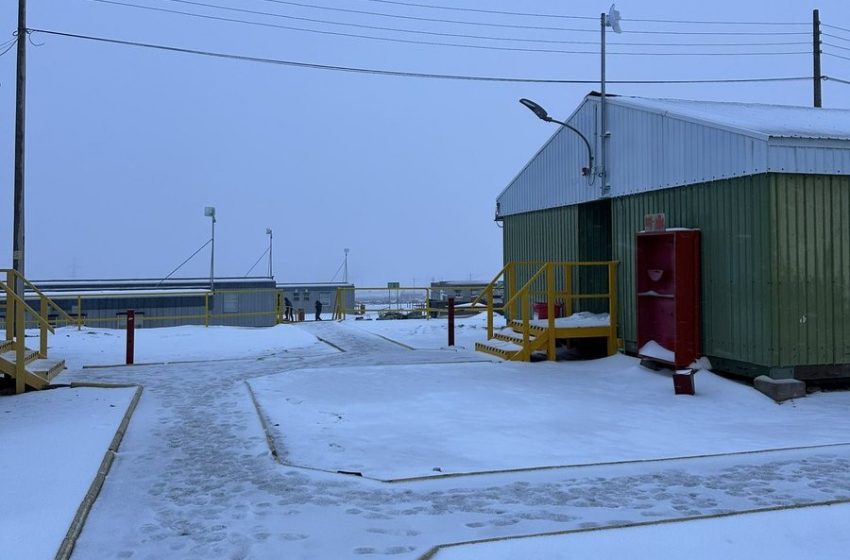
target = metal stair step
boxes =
[493,331,535,345]
[475,341,522,360]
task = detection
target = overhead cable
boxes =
[825,51,850,62]
[361,0,597,20]
[85,1,812,56]
[127,0,812,48]
[0,37,17,57]
[92,0,811,37]
[825,75,850,85]
[27,28,817,86]
[824,41,850,52]
[823,23,850,34]
[94,0,598,33]
[299,0,810,26]
[823,32,850,44]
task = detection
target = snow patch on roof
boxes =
[613,96,850,140]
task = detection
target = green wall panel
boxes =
[771,174,850,366]
[502,173,850,370]
[613,175,773,366]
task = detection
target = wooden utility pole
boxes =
[13,0,27,282]
[813,9,822,108]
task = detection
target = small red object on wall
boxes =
[636,228,701,368]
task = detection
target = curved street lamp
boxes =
[519,98,594,176]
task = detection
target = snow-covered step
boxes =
[0,347,39,365]
[27,358,66,381]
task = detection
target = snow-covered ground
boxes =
[249,355,850,480]
[43,324,327,369]
[3,316,850,559]
[432,503,850,559]
[0,386,138,559]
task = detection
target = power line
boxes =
[824,41,850,53]
[216,0,599,33]
[228,0,810,37]
[28,28,817,86]
[823,23,850,34]
[0,37,17,57]
[823,32,850,44]
[623,29,808,36]
[361,0,595,20]
[825,75,850,85]
[87,1,812,56]
[325,0,811,26]
[625,17,806,26]
[825,51,850,62]
[137,0,811,48]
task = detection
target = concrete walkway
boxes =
[60,322,850,559]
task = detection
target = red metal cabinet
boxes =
[636,229,701,368]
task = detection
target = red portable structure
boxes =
[636,229,701,368]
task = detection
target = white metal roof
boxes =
[613,96,850,141]
[497,94,850,218]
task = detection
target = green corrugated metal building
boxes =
[497,94,850,379]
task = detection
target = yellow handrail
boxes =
[1,269,78,328]
[0,278,56,335]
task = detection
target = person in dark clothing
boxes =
[315,299,323,321]
[284,297,294,322]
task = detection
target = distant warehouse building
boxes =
[497,93,850,380]
[14,277,277,328]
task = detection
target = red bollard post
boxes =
[126,309,135,365]
[447,297,455,347]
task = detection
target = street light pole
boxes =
[266,228,273,278]
[205,207,216,290]
[344,248,349,283]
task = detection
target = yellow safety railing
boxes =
[1,270,69,394]
[18,287,293,329]
[476,261,619,361]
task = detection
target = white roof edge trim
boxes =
[608,97,770,141]
[496,95,598,203]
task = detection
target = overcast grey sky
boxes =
[2,0,850,286]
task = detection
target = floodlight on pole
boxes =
[266,228,273,278]
[519,98,594,176]
[204,206,216,290]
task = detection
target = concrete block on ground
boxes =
[754,375,806,402]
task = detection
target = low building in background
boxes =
[428,280,503,316]
[277,282,356,319]
[7,277,277,328]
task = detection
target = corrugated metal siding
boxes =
[498,100,598,217]
[768,141,850,175]
[607,103,769,197]
[771,174,850,366]
[503,205,579,264]
[503,206,579,303]
[497,96,850,219]
[612,175,774,366]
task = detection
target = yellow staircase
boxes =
[473,261,619,361]
[1,269,75,394]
